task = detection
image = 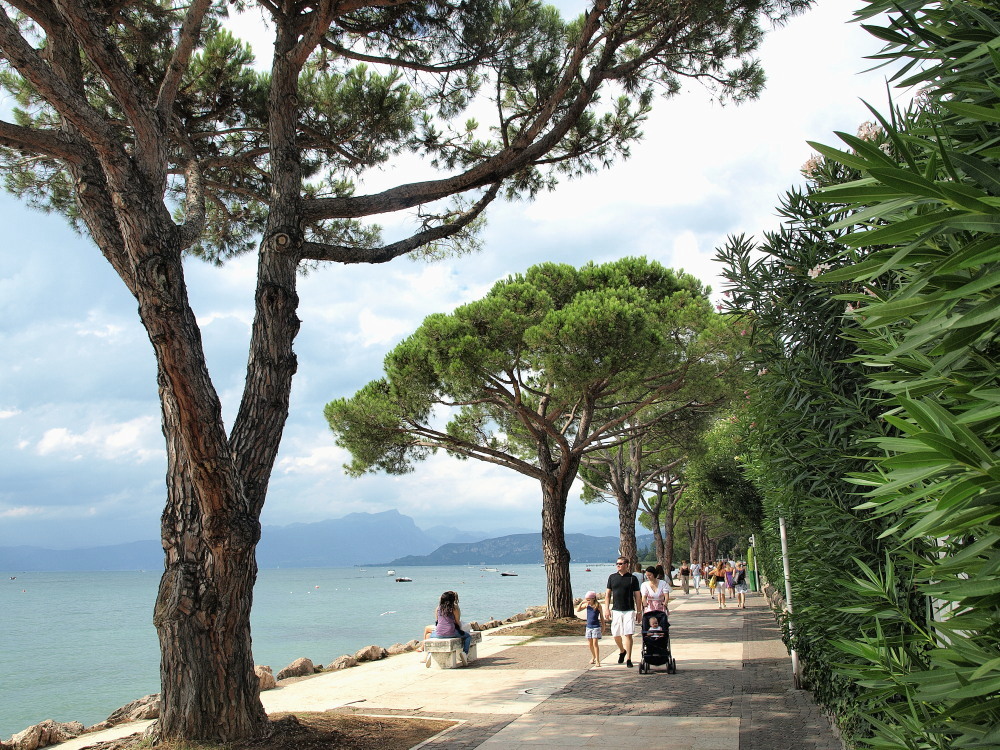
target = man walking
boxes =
[605,556,642,668]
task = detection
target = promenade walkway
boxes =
[55,590,843,750]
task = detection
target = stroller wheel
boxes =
[639,661,647,674]
[667,658,676,674]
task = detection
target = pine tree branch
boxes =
[300,183,499,263]
[302,2,614,222]
[317,33,494,73]
[289,0,336,69]
[156,0,213,123]
[50,0,164,175]
[0,8,116,151]
[0,119,82,161]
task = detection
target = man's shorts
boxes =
[610,609,638,637]
[585,626,602,639]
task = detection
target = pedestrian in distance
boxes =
[733,562,750,608]
[576,591,605,666]
[691,560,702,593]
[605,556,643,668]
[725,562,736,601]
[679,560,691,594]
[711,561,728,608]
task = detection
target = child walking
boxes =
[576,591,605,666]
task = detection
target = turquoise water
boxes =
[1,564,613,739]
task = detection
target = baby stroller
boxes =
[639,610,676,674]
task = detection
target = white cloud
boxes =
[277,444,350,475]
[355,308,414,348]
[0,505,45,518]
[34,417,163,463]
[75,311,126,340]
[0,408,20,419]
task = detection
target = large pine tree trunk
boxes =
[154,409,265,739]
[134,243,272,741]
[663,500,676,579]
[540,473,576,618]
[149,20,302,742]
[651,518,666,569]
[615,443,643,566]
[617,502,639,567]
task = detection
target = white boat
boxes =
[500,571,518,576]
[395,577,412,582]
[481,567,498,572]
[387,570,395,575]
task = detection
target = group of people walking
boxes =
[419,555,752,670]
[673,559,749,608]
[699,560,749,608]
[576,555,753,667]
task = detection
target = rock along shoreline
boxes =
[1,604,548,750]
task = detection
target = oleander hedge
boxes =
[717,1,1000,747]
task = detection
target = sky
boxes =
[0,1,913,550]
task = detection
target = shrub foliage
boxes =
[718,1,1000,746]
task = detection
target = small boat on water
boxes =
[585,567,592,572]
[395,577,412,582]
[480,567,498,572]
[387,570,396,575]
[500,571,518,576]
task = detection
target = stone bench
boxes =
[422,631,483,669]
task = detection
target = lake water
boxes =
[1,563,614,739]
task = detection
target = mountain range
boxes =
[382,532,653,566]
[0,510,637,571]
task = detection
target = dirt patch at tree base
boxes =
[90,712,455,750]
[488,617,584,637]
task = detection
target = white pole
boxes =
[779,517,801,689]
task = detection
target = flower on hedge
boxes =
[857,121,881,141]
[808,262,832,278]
[800,154,822,178]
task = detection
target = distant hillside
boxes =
[0,540,162,572]
[256,509,440,568]
[382,532,654,566]
[0,511,639,571]
[0,510,487,572]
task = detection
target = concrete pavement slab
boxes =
[477,715,739,748]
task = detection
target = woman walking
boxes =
[691,561,702,594]
[733,562,749,608]
[707,561,719,601]
[641,566,670,614]
[679,560,691,594]
[711,561,728,608]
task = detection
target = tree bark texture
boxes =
[138,244,270,741]
[540,472,576,618]
[154,390,265,739]
[618,505,639,568]
[651,514,666,569]
[663,496,676,578]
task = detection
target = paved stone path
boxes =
[53,589,843,750]
[339,592,844,749]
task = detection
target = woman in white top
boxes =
[640,566,669,614]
